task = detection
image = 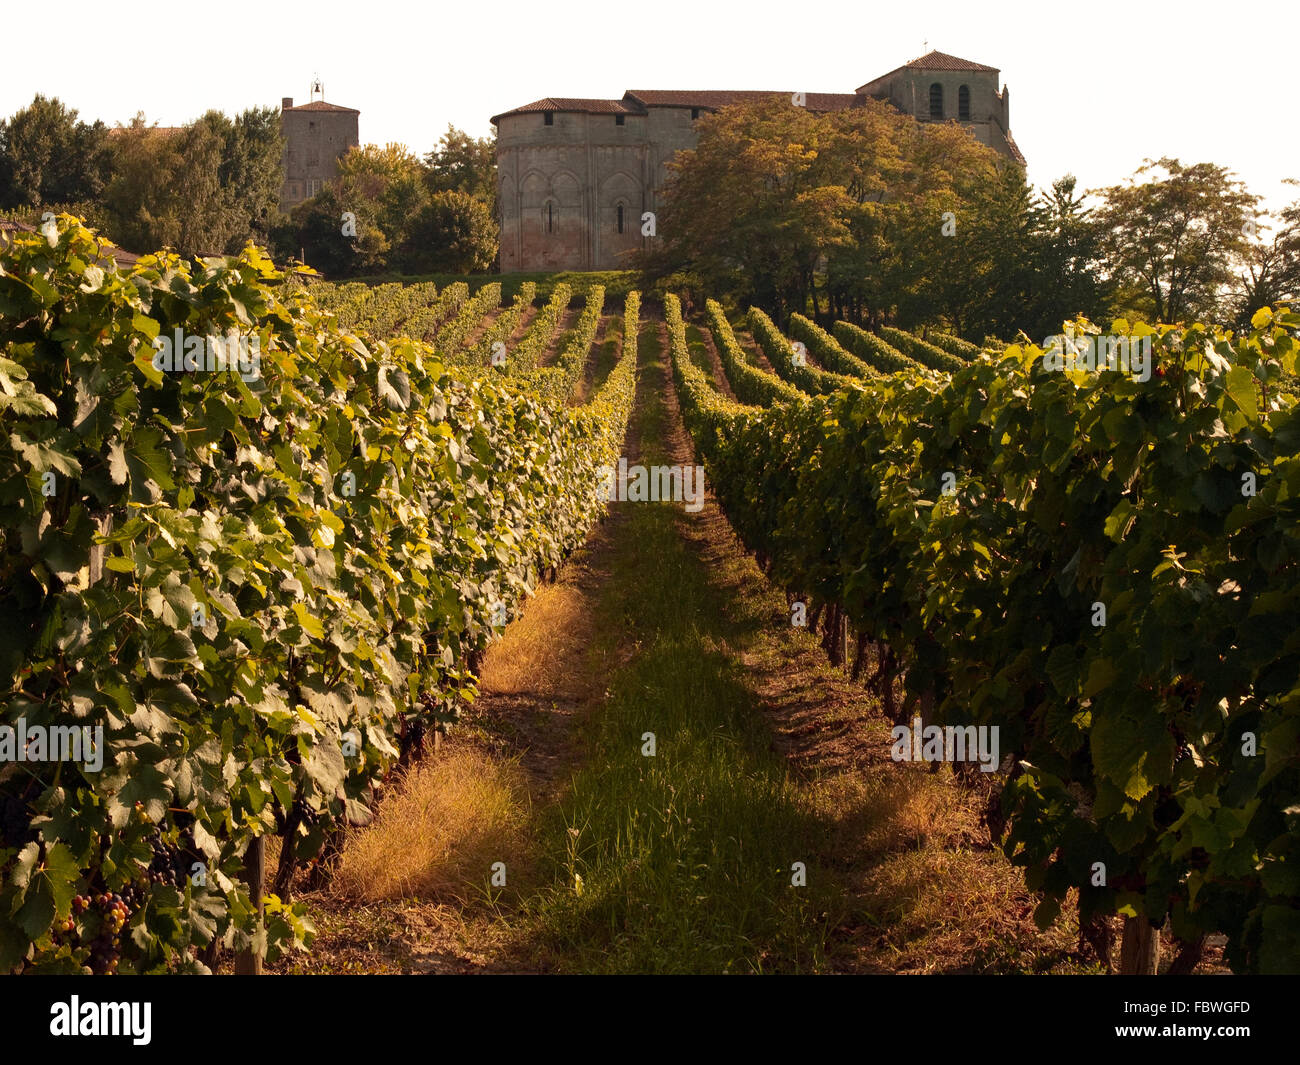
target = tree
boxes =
[654,97,856,319]
[0,95,112,209]
[879,124,1020,338]
[104,117,230,255]
[820,99,912,325]
[1026,175,1115,337]
[1,98,282,258]
[211,107,284,251]
[424,126,497,210]
[1094,158,1258,324]
[271,184,387,277]
[938,162,1036,339]
[1230,183,1299,330]
[336,144,428,270]
[102,108,285,257]
[401,190,497,274]
[653,97,1032,328]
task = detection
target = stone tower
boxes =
[855,51,1020,163]
[279,89,360,213]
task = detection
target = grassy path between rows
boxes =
[271,310,1097,975]
[514,315,834,972]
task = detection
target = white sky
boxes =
[4,0,1296,218]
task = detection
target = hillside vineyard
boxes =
[1,218,1297,979]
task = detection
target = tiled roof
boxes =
[906,50,1000,72]
[491,97,640,123]
[493,89,859,123]
[1004,129,1025,166]
[283,100,359,113]
[623,90,858,111]
[857,50,1000,92]
[487,52,1020,162]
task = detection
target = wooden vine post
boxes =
[234,837,266,975]
[1118,916,1160,975]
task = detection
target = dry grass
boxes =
[809,767,1080,972]
[478,581,592,698]
[332,746,532,903]
[815,769,975,856]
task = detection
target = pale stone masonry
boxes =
[279,97,360,213]
[491,51,1023,273]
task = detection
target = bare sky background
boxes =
[5,0,1295,220]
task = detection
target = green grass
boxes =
[587,314,623,395]
[684,323,718,381]
[516,318,835,973]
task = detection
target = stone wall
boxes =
[879,70,1014,154]
[497,109,700,272]
[280,103,360,213]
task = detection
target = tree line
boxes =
[647,97,1300,339]
[6,90,1295,329]
[274,131,498,277]
[0,95,282,256]
[0,95,498,275]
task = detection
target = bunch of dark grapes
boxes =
[54,892,130,974]
[146,830,183,887]
[144,822,201,889]
[119,879,148,910]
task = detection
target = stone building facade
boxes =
[279,96,359,213]
[491,51,1022,273]
[856,53,1017,162]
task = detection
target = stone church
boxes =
[491,50,1022,273]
